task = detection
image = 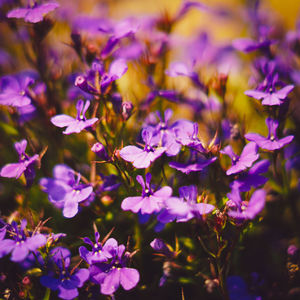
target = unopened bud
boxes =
[121,101,134,121]
[91,142,108,160]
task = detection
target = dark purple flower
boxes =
[121,173,172,215]
[119,127,166,169]
[0,139,38,184]
[245,84,294,106]
[232,38,274,53]
[227,188,266,220]
[230,159,270,192]
[7,1,59,23]
[51,100,98,134]
[87,238,139,295]
[221,142,259,175]
[97,173,121,192]
[0,219,46,262]
[40,247,89,300]
[245,118,294,151]
[0,75,34,107]
[40,164,93,218]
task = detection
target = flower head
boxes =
[121,173,172,215]
[0,219,46,262]
[221,142,259,175]
[40,164,93,218]
[51,100,98,134]
[245,118,294,150]
[7,1,59,23]
[0,139,39,185]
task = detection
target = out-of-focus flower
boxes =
[227,188,266,220]
[0,219,46,262]
[245,118,294,150]
[158,185,215,223]
[75,59,128,95]
[40,164,93,218]
[121,173,172,215]
[221,142,259,175]
[0,75,34,107]
[7,1,59,23]
[0,139,38,185]
[230,159,270,192]
[51,100,98,134]
[245,83,294,106]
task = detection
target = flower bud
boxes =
[91,143,108,160]
[121,101,134,121]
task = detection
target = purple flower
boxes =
[79,232,114,264]
[227,188,266,220]
[169,156,217,174]
[7,1,59,23]
[245,84,294,106]
[0,219,46,262]
[158,185,215,223]
[51,100,98,134]
[0,75,34,107]
[75,59,127,95]
[40,247,89,300]
[119,127,166,169]
[121,173,172,215]
[230,159,270,192]
[0,139,38,185]
[232,38,274,53]
[87,238,139,295]
[174,122,206,152]
[221,142,259,175]
[40,164,93,218]
[245,118,294,151]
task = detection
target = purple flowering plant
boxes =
[1,0,300,299]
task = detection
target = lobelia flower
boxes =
[85,238,140,295]
[143,109,195,156]
[79,231,115,264]
[119,127,166,169]
[245,82,294,106]
[174,122,206,152]
[227,188,266,220]
[232,38,275,53]
[7,1,59,23]
[0,75,34,107]
[245,118,294,151]
[0,139,39,185]
[121,173,172,215]
[221,142,259,175]
[75,59,128,95]
[158,185,215,224]
[169,155,217,174]
[230,159,270,192]
[51,100,98,135]
[40,247,89,300]
[40,164,93,218]
[0,219,46,262]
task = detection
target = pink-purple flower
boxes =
[245,118,294,151]
[51,100,98,135]
[7,1,59,23]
